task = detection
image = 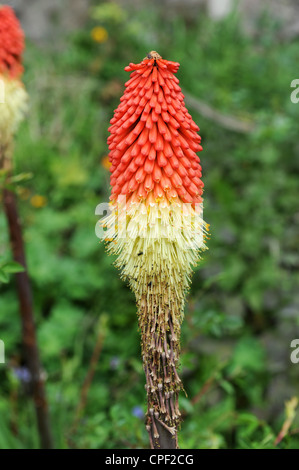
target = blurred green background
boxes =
[0,0,299,449]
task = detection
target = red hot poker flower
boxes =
[101,52,208,448]
[0,5,27,158]
[0,5,25,79]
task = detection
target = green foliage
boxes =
[0,260,25,283]
[0,2,298,449]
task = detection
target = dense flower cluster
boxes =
[108,51,204,206]
[102,52,208,447]
[0,5,27,156]
[0,5,24,79]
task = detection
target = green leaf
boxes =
[0,269,9,283]
[2,261,25,274]
[9,172,33,183]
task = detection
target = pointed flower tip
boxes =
[145,51,162,60]
[124,51,180,74]
[0,5,25,79]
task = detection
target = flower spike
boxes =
[101,52,208,448]
[0,5,28,161]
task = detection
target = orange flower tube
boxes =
[102,52,208,448]
[0,5,28,162]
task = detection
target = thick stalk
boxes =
[138,278,183,449]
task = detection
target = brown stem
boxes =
[150,419,177,449]
[150,420,178,449]
[2,186,53,449]
[139,286,183,450]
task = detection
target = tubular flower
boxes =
[0,5,28,160]
[101,51,208,447]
